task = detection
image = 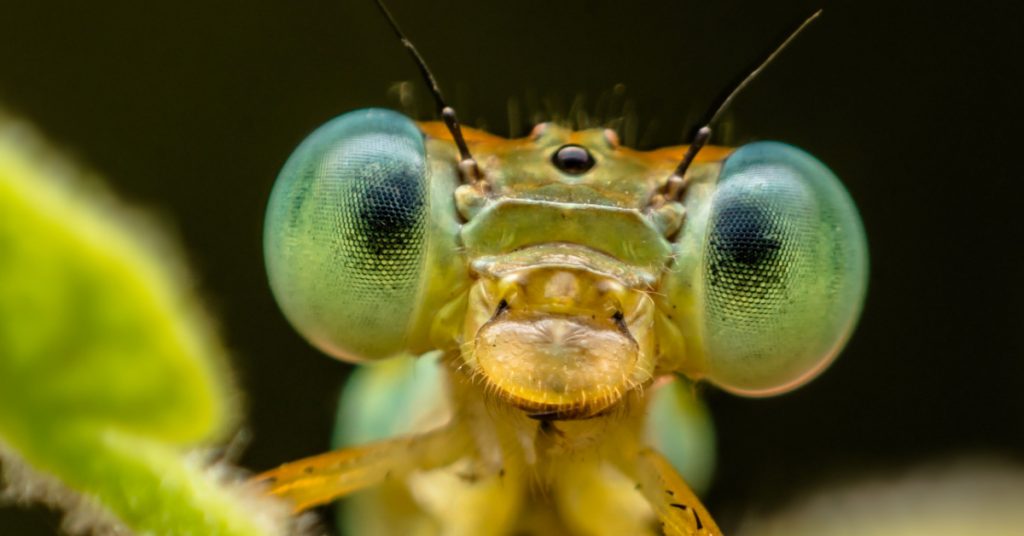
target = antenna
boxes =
[372,0,481,182]
[663,9,823,202]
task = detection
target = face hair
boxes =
[371,1,819,193]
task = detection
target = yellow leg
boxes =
[633,448,723,536]
[250,425,467,513]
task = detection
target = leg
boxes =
[333,354,453,534]
[633,448,723,536]
[250,425,467,513]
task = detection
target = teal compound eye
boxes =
[264,108,434,362]
[676,142,868,396]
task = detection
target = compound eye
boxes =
[551,144,595,174]
[699,142,867,395]
[264,109,429,362]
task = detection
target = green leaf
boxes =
[0,112,291,535]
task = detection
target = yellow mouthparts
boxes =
[462,266,657,419]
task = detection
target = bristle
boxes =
[717,112,737,147]
[638,118,661,150]
[524,88,543,130]
[474,116,489,132]
[679,107,703,144]
[412,83,683,147]
[542,94,562,126]
[610,83,628,124]
[209,427,253,466]
[507,97,522,138]
[568,93,589,130]
[622,99,638,148]
[594,88,613,128]
[387,80,421,120]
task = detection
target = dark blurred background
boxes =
[1,0,1022,533]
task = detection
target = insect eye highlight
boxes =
[551,144,595,174]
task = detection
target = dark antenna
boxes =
[372,0,481,182]
[663,9,823,202]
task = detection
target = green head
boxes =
[264,108,867,415]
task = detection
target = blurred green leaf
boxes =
[0,113,290,535]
